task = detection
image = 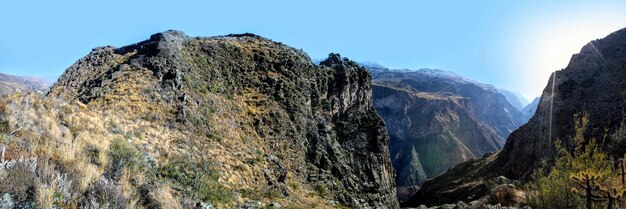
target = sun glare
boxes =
[510,8,626,99]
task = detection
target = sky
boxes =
[2,1,626,100]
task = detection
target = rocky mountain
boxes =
[405,27,626,207]
[0,31,398,208]
[370,68,527,139]
[367,66,527,201]
[521,97,539,119]
[497,89,529,111]
[0,73,50,94]
[372,82,504,201]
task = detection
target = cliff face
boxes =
[45,31,398,208]
[405,27,626,206]
[368,68,525,201]
[495,27,626,178]
[373,82,504,201]
[371,69,527,140]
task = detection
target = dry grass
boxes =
[0,84,337,208]
[152,185,183,209]
[35,185,54,209]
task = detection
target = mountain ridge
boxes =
[367,65,527,201]
[3,30,400,208]
[0,73,50,94]
[405,26,626,207]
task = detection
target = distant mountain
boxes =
[405,27,626,207]
[368,66,528,139]
[497,89,528,111]
[367,65,527,201]
[521,97,539,119]
[0,73,51,94]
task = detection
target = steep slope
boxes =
[368,67,526,201]
[0,73,50,94]
[0,31,399,208]
[497,89,528,111]
[373,81,504,200]
[406,27,626,206]
[370,68,527,140]
[521,97,539,119]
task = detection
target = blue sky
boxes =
[2,0,626,99]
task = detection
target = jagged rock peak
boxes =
[115,30,188,55]
[47,30,399,208]
[226,32,262,38]
[320,53,362,69]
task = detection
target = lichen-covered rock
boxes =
[48,31,398,208]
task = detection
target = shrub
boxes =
[313,184,329,198]
[82,177,127,209]
[0,161,37,206]
[527,113,621,209]
[158,156,232,206]
[526,164,581,209]
[106,139,141,180]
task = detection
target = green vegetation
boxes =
[107,138,141,179]
[527,113,626,209]
[158,156,233,205]
[313,184,330,198]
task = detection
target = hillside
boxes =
[405,27,626,207]
[521,97,540,119]
[0,73,50,94]
[367,67,527,201]
[0,31,398,208]
[369,68,527,140]
[373,81,504,201]
[497,89,529,111]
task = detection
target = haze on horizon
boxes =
[1,0,626,100]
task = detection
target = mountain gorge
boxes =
[521,97,540,119]
[2,26,622,209]
[405,27,626,207]
[0,31,398,208]
[497,89,529,111]
[366,66,529,200]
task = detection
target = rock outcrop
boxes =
[405,27,626,207]
[47,31,398,208]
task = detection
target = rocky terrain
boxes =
[0,73,50,94]
[367,66,527,201]
[405,27,626,207]
[0,31,399,208]
[369,67,528,140]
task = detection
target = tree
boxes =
[528,113,625,209]
[571,172,604,209]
